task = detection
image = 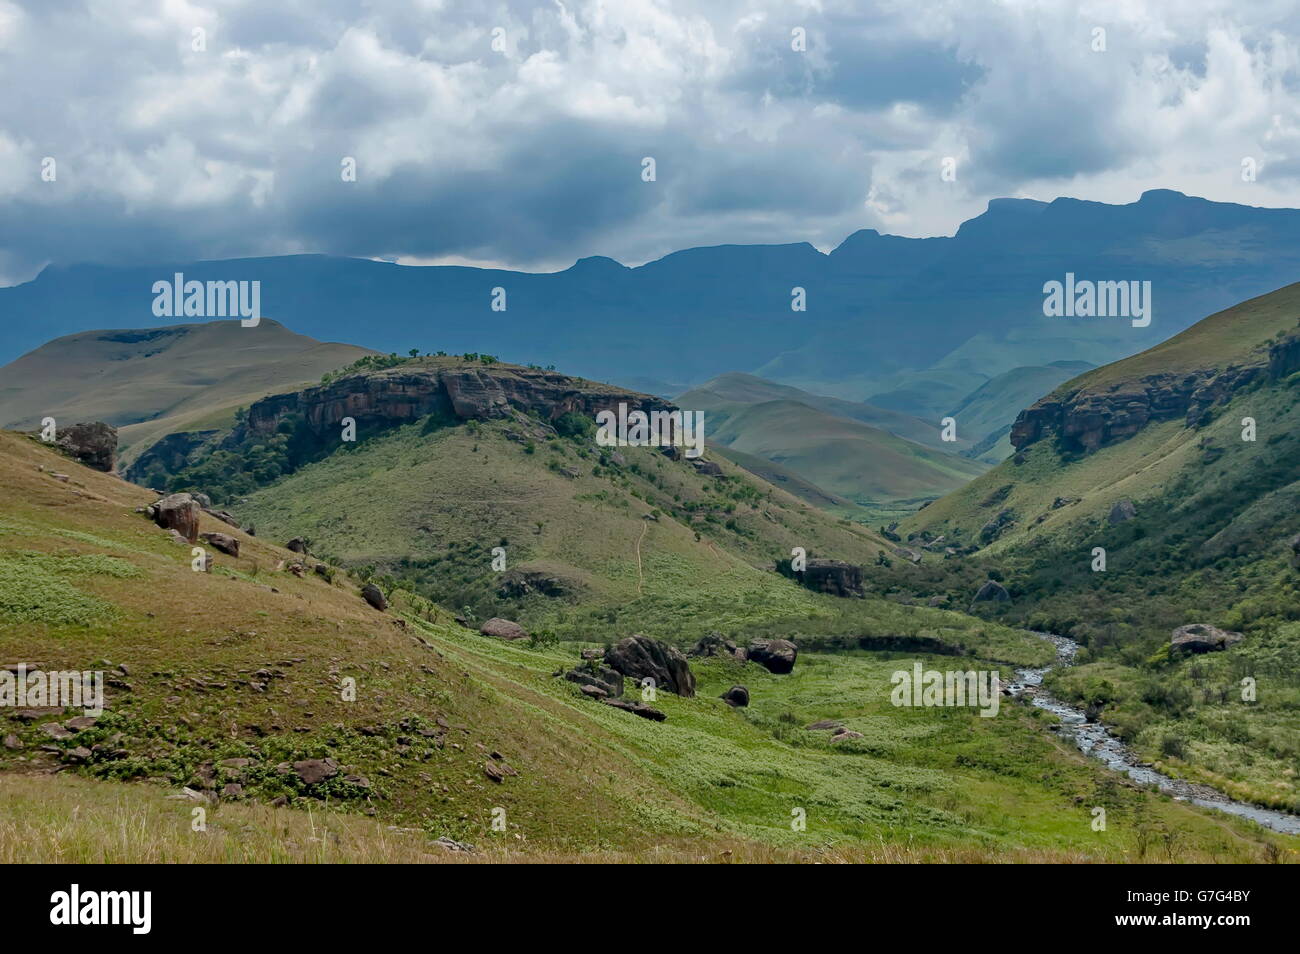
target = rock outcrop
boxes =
[563,664,625,698]
[244,365,676,440]
[797,559,864,598]
[972,580,1009,604]
[1010,335,1300,456]
[54,422,117,472]
[1170,623,1243,655]
[1108,499,1137,524]
[688,632,743,659]
[604,635,696,697]
[746,638,797,674]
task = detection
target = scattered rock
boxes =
[432,836,476,853]
[798,559,864,598]
[483,760,519,782]
[564,664,624,698]
[40,723,73,740]
[604,634,696,697]
[1170,623,1244,655]
[720,685,749,707]
[972,580,1010,605]
[602,698,667,721]
[3,734,21,750]
[1108,499,1137,524]
[579,647,605,660]
[1052,496,1080,509]
[688,632,740,658]
[689,458,723,477]
[63,746,93,763]
[480,617,529,641]
[54,422,117,472]
[64,716,97,731]
[286,537,309,554]
[199,532,239,557]
[497,569,572,599]
[747,638,798,675]
[580,684,608,700]
[292,758,339,786]
[806,720,844,731]
[980,509,1016,543]
[149,492,200,542]
[830,730,864,743]
[221,783,244,799]
[360,583,388,611]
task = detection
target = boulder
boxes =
[972,580,1009,604]
[1108,499,1137,524]
[286,537,309,554]
[1289,533,1300,568]
[480,617,529,641]
[360,583,388,611]
[980,509,1016,543]
[563,664,625,698]
[497,568,572,599]
[601,698,667,721]
[747,638,798,674]
[689,459,723,477]
[688,632,739,658]
[1170,623,1244,655]
[799,559,864,598]
[604,634,696,697]
[292,758,339,786]
[199,532,239,557]
[720,685,749,707]
[149,492,200,542]
[54,421,117,472]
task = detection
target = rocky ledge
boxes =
[243,363,675,438]
[1010,333,1300,455]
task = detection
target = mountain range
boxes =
[5,190,1300,425]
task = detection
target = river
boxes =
[1007,632,1300,835]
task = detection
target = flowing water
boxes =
[1006,632,1300,835]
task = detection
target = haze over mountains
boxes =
[5,190,1300,425]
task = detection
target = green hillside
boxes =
[948,361,1094,463]
[694,397,987,518]
[0,319,375,468]
[1,427,1288,862]
[892,283,1300,810]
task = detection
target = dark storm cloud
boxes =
[0,0,1298,283]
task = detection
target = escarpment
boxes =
[1010,333,1300,455]
[127,362,677,483]
[244,365,675,437]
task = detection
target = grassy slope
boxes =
[895,284,1300,810]
[0,431,1293,861]
[0,318,374,464]
[690,398,987,512]
[948,362,1094,463]
[680,372,965,451]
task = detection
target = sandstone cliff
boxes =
[1010,332,1300,454]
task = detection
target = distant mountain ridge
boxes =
[5,190,1300,416]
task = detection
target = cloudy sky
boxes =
[0,0,1298,284]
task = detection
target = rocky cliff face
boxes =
[244,364,674,438]
[1010,333,1300,454]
